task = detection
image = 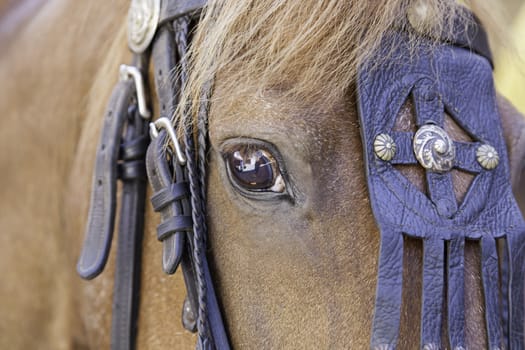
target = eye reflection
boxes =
[226,146,285,193]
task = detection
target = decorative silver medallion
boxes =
[476,144,499,170]
[422,344,439,350]
[413,124,455,173]
[374,133,397,161]
[407,0,437,34]
[127,0,160,53]
[373,345,394,350]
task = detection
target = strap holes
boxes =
[162,104,166,111]
[158,69,162,76]
[107,111,112,118]
[101,144,105,151]
[97,179,103,186]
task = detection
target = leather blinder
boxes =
[358,30,525,349]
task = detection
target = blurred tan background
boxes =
[495,0,525,114]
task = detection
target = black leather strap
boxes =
[151,182,190,210]
[157,216,194,241]
[480,237,503,349]
[111,103,149,350]
[202,256,230,350]
[77,80,135,279]
[159,0,205,26]
[500,241,510,347]
[78,63,150,350]
[447,238,465,349]
[370,231,404,348]
[120,134,150,160]
[146,132,188,274]
[506,231,525,349]
[118,159,147,181]
[152,25,179,119]
[421,239,444,348]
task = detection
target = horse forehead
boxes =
[208,85,356,151]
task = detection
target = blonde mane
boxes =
[177,0,503,123]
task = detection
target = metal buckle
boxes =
[149,117,186,165]
[119,64,151,119]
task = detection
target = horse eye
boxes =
[225,146,285,193]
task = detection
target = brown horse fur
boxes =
[0,0,524,349]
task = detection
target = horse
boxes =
[1,0,525,349]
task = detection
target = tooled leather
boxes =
[358,30,525,349]
[77,80,134,279]
[444,11,493,69]
[409,9,493,69]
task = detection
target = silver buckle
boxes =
[149,117,186,165]
[119,64,151,119]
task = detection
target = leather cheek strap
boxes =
[145,131,190,274]
[77,80,134,280]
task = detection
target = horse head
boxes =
[2,0,525,349]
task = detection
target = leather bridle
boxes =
[77,1,525,349]
[77,1,229,348]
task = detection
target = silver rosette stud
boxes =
[407,0,439,34]
[374,133,396,161]
[476,144,499,170]
[413,124,455,173]
[127,0,160,54]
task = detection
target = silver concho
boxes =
[407,0,438,34]
[127,0,160,53]
[413,124,455,173]
[422,344,440,350]
[373,345,394,350]
[476,144,499,170]
[374,133,396,161]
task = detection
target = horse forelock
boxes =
[177,0,505,127]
